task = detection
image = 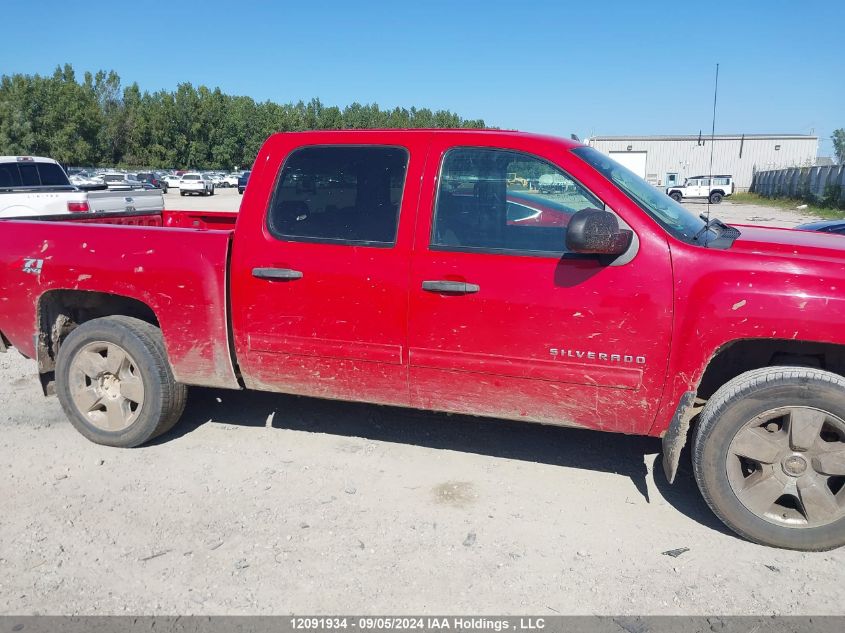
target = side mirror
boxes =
[565,208,633,256]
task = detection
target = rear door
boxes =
[407,137,674,434]
[231,135,426,406]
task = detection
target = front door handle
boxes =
[422,280,480,294]
[252,267,303,281]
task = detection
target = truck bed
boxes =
[0,212,240,389]
[16,208,239,231]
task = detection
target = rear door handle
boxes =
[422,280,480,294]
[252,267,303,281]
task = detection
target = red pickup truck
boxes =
[3,130,845,550]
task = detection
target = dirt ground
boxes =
[1,195,842,616]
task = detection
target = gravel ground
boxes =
[1,194,841,616]
[678,198,821,228]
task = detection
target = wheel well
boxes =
[37,290,158,393]
[697,338,845,401]
[710,189,726,196]
[662,338,845,484]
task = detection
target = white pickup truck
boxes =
[0,156,164,218]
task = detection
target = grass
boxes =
[730,192,845,219]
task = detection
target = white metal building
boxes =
[585,134,818,191]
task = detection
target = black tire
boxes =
[709,191,723,204]
[210,186,215,196]
[180,191,185,197]
[55,316,187,447]
[693,367,845,550]
[669,191,683,202]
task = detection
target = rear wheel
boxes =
[180,191,185,197]
[670,191,683,202]
[55,316,187,447]
[693,367,845,550]
[709,191,723,204]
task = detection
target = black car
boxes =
[136,172,167,193]
[795,219,845,235]
[238,171,251,195]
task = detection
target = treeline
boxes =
[0,64,486,170]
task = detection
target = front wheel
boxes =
[693,367,845,550]
[669,191,683,202]
[180,191,185,197]
[55,316,187,447]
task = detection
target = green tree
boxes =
[0,64,487,169]
[833,129,845,164]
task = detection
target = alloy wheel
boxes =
[727,406,845,528]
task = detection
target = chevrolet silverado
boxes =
[2,130,845,550]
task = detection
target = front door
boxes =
[407,140,674,433]
[231,140,422,407]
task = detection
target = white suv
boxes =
[666,175,734,204]
[179,173,215,196]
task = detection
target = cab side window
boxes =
[431,148,603,255]
[268,146,409,246]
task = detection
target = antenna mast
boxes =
[704,63,719,246]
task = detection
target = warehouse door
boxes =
[609,151,647,179]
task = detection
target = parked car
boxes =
[101,173,144,191]
[179,173,215,196]
[0,155,164,218]
[222,173,241,188]
[162,174,182,189]
[135,172,166,193]
[796,220,845,235]
[537,172,570,194]
[237,170,251,194]
[5,130,845,550]
[666,175,734,204]
[68,171,105,189]
[505,190,575,227]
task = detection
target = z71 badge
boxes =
[22,258,44,275]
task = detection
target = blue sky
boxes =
[1,0,842,155]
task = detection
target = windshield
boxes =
[572,146,712,244]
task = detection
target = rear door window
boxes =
[37,163,69,186]
[0,164,21,188]
[18,163,40,186]
[268,146,409,246]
